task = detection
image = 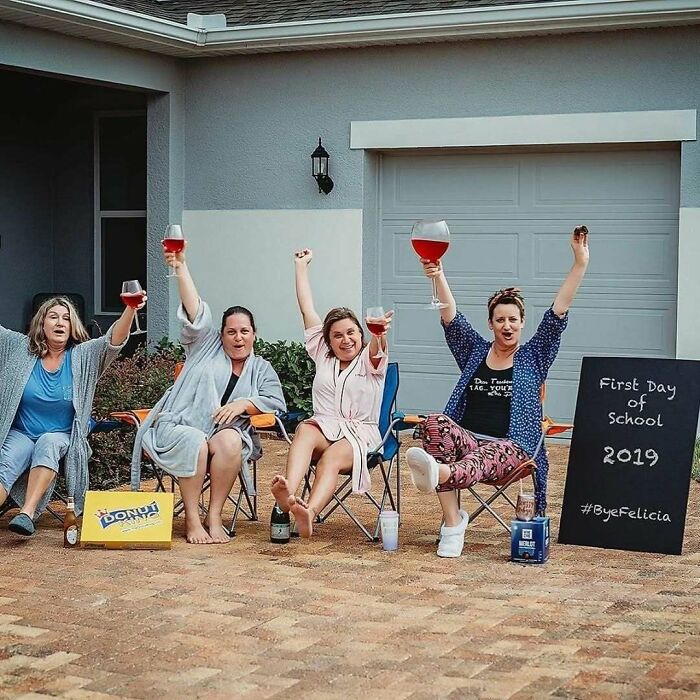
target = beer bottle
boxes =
[270,504,290,544]
[63,497,80,548]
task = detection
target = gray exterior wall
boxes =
[182,26,700,211]
[0,98,53,330]
[0,22,185,340]
[0,70,146,332]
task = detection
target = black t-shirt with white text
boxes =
[459,357,513,438]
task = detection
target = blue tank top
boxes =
[12,350,75,439]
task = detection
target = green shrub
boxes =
[255,337,314,415]
[693,437,700,483]
[88,339,183,490]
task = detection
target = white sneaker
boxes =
[406,447,440,493]
[437,510,469,558]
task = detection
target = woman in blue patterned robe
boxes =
[406,227,590,557]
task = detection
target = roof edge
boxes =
[1,0,699,55]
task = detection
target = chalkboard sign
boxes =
[558,357,700,555]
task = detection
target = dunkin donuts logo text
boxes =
[96,501,161,529]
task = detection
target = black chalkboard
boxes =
[558,357,700,555]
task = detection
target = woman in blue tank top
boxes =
[0,294,142,536]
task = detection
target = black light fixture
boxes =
[311,137,334,194]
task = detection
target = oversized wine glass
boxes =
[411,220,450,310]
[120,280,146,335]
[162,224,186,278]
[365,306,387,359]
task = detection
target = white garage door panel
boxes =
[379,149,680,422]
[533,152,680,210]
[535,232,674,284]
[560,305,676,356]
[393,158,519,210]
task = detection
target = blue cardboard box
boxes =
[511,516,550,564]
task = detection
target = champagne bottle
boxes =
[270,505,290,544]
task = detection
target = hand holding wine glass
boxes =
[162,224,187,278]
[365,306,393,359]
[411,219,450,310]
[120,280,147,335]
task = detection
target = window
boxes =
[94,112,147,314]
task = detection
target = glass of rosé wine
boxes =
[120,280,146,335]
[162,224,186,278]
[411,219,450,310]
[365,306,387,359]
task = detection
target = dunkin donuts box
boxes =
[511,516,550,564]
[81,491,174,549]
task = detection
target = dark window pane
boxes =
[99,116,146,211]
[101,217,147,313]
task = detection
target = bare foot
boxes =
[271,475,292,512]
[289,496,314,538]
[203,514,230,544]
[186,517,214,544]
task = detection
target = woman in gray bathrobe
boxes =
[132,244,286,545]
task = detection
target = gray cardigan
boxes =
[0,324,126,515]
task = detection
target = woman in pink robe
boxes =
[271,249,393,538]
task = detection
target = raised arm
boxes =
[420,259,457,325]
[552,226,590,318]
[294,249,322,329]
[164,241,200,322]
[111,291,146,346]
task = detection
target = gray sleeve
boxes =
[79,324,128,378]
[178,299,216,357]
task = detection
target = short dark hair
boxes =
[487,288,525,321]
[322,307,365,358]
[220,305,256,333]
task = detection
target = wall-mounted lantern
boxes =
[311,138,334,194]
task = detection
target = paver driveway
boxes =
[1,441,699,699]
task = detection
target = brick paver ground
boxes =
[1,440,699,699]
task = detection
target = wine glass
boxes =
[366,306,387,359]
[120,280,146,335]
[162,224,186,278]
[411,220,450,310]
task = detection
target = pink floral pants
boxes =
[417,414,529,492]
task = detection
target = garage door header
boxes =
[350,110,697,150]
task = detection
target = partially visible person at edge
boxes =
[132,242,286,545]
[406,227,590,558]
[0,294,144,536]
[270,248,393,538]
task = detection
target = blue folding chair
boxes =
[301,362,403,541]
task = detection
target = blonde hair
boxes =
[28,297,90,357]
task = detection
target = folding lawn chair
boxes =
[300,361,403,542]
[0,417,124,523]
[111,362,277,536]
[401,384,573,532]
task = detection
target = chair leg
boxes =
[227,461,259,536]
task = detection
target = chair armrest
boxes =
[110,409,152,428]
[248,413,293,444]
[249,413,277,429]
[543,416,574,436]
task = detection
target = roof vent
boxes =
[186,13,226,31]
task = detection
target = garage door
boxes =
[379,148,680,422]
